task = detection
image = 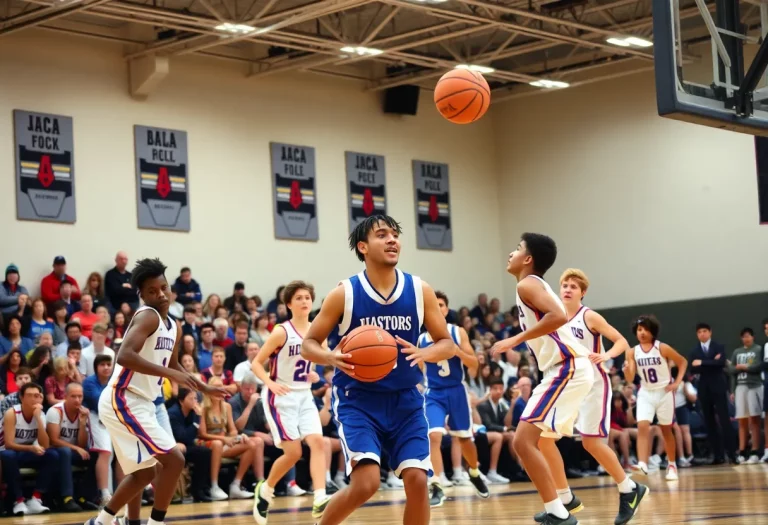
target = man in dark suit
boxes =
[477,378,514,483]
[689,323,738,463]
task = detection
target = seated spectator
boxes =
[196,377,256,500]
[228,373,266,480]
[180,333,199,368]
[202,294,222,323]
[168,285,184,320]
[1,382,57,515]
[198,323,216,370]
[225,322,249,373]
[477,378,513,484]
[104,251,137,312]
[168,387,213,502]
[27,345,53,385]
[180,354,205,398]
[234,343,263,387]
[0,348,27,394]
[182,306,200,343]
[202,347,238,396]
[58,281,81,317]
[67,344,87,382]
[0,264,29,316]
[0,367,33,416]
[45,382,98,511]
[83,272,106,311]
[118,302,134,325]
[41,256,81,309]
[174,267,202,306]
[0,314,35,359]
[245,296,260,321]
[510,376,532,427]
[81,324,114,377]
[213,318,233,348]
[45,357,75,407]
[51,301,70,346]
[113,311,127,339]
[610,391,634,469]
[224,282,248,313]
[70,294,100,339]
[250,314,271,347]
[95,306,111,327]
[470,293,488,323]
[276,303,289,323]
[27,298,55,341]
[55,321,91,358]
[82,354,114,505]
[265,285,285,316]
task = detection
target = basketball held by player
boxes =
[301,215,456,525]
[624,315,688,481]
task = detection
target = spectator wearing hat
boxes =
[224,282,248,313]
[0,264,30,316]
[40,256,81,308]
[174,267,202,306]
[104,251,138,312]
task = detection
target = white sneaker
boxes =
[736,455,746,465]
[665,464,678,481]
[230,483,254,499]
[386,473,404,489]
[761,451,768,463]
[287,482,307,496]
[451,470,472,486]
[631,462,649,475]
[649,454,662,467]
[746,455,760,464]
[25,497,49,514]
[678,457,691,468]
[439,473,454,487]
[12,501,28,516]
[486,471,509,484]
[209,485,229,501]
[333,475,348,489]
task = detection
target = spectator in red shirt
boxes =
[70,294,100,339]
[40,256,81,308]
[212,318,233,348]
[201,347,238,397]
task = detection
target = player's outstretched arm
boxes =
[252,326,289,395]
[301,285,354,373]
[402,282,455,367]
[623,347,637,384]
[490,278,567,356]
[660,343,688,392]
[584,310,630,363]
[457,326,479,378]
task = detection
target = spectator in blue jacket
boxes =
[174,267,202,306]
[168,388,212,501]
[0,264,29,316]
[0,315,35,362]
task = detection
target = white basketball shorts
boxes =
[636,386,674,425]
[262,388,322,448]
[576,365,612,438]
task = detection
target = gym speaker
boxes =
[383,85,420,116]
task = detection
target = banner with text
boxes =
[345,151,386,235]
[412,160,452,251]
[271,142,318,241]
[134,125,190,231]
[14,110,76,223]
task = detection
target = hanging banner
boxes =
[14,110,76,223]
[345,151,386,235]
[134,125,190,231]
[270,142,318,241]
[412,160,452,251]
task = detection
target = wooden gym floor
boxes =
[7,464,768,524]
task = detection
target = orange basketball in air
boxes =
[339,325,398,382]
[434,69,491,124]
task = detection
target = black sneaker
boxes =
[326,480,339,495]
[61,499,82,512]
[615,483,649,525]
[253,480,271,525]
[429,483,446,508]
[468,472,490,499]
[534,494,583,523]
[540,513,578,525]
[77,498,100,511]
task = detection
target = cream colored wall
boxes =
[1,30,503,308]
[494,72,768,309]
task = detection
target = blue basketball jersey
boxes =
[333,269,424,392]
[418,323,464,388]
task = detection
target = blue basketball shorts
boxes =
[425,384,473,438]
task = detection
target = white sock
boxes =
[100,489,111,498]
[230,479,242,488]
[556,488,573,505]
[314,489,326,503]
[97,509,115,524]
[668,461,676,468]
[430,475,440,485]
[468,467,480,477]
[488,469,498,475]
[325,471,332,483]
[544,498,569,519]
[261,482,275,499]
[617,476,635,493]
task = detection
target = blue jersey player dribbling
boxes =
[417,291,489,507]
[300,215,456,525]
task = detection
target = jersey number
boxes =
[642,368,658,384]
[293,360,312,382]
[437,360,450,377]
[157,357,168,385]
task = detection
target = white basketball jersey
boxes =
[515,275,590,372]
[568,306,607,372]
[11,405,40,445]
[108,305,177,401]
[47,402,82,445]
[634,341,671,391]
[270,321,311,390]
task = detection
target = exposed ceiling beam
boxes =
[0,0,112,37]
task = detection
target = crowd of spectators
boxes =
[0,253,766,516]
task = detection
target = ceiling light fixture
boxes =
[529,79,570,89]
[340,46,384,56]
[215,23,258,35]
[607,36,653,48]
[455,64,495,74]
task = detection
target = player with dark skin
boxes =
[101,262,226,525]
[301,218,456,525]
